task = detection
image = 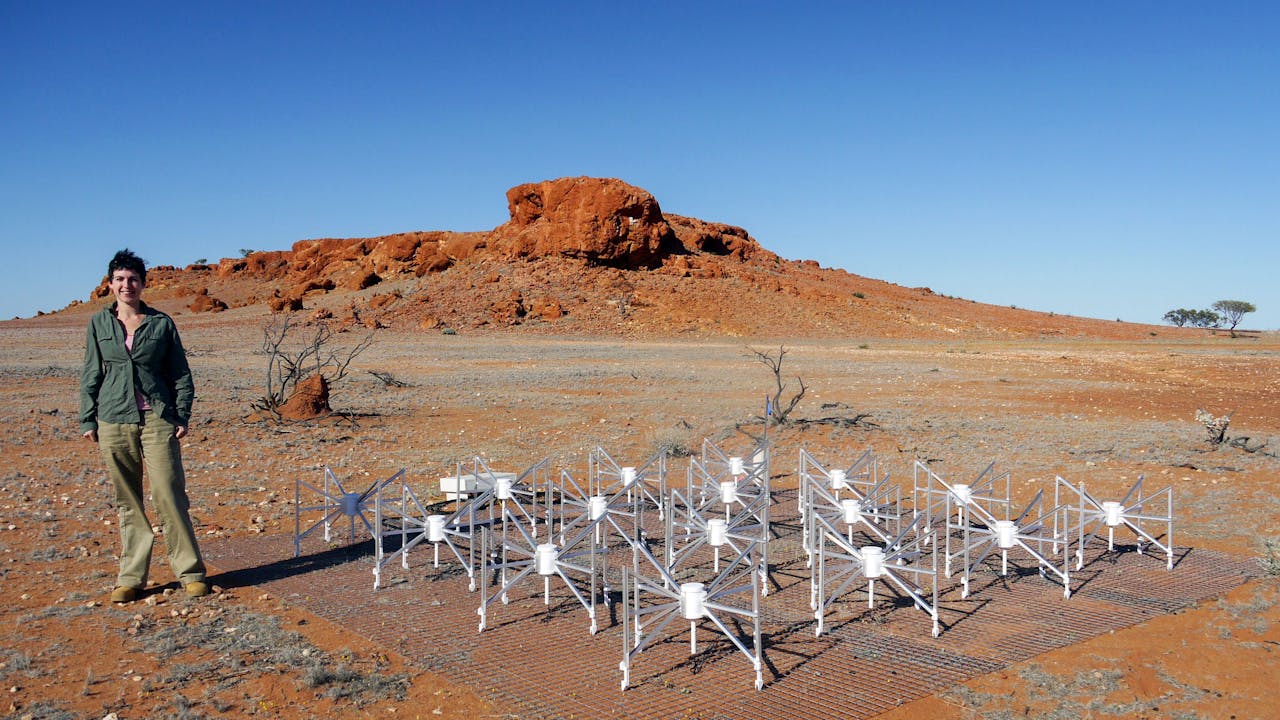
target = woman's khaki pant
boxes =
[98,412,206,589]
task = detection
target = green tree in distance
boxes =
[1163,309,1193,327]
[1211,300,1256,337]
[1190,309,1223,328]
[1162,308,1221,328]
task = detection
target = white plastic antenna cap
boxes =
[730,457,746,476]
[841,498,861,525]
[680,582,707,619]
[427,514,447,542]
[720,481,738,504]
[707,518,728,546]
[589,496,608,521]
[861,547,885,578]
[535,543,559,576]
[1102,501,1124,527]
[621,467,637,486]
[830,469,847,490]
[496,477,514,500]
[995,520,1017,549]
[952,483,972,504]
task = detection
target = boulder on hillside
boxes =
[290,279,336,297]
[666,214,775,262]
[217,251,290,279]
[532,298,565,320]
[268,292,304,313]
[489,177,682,268]
[346,271,382,290]
[490,290,527,325]
[188,289,228,313]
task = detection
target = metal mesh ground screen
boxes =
[205,489,1258,719]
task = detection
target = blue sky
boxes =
[3,2,1277,328]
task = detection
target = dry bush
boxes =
[748,345,806,427]
[251,313,374,417]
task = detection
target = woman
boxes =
[80,249,208,602]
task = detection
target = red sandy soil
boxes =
[2,177,1276,718]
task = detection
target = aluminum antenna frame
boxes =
[586,446,669,527]
[370,468,493,592]
[912,460,1013,578]
[371,469,431,589]
[667,481,769,581]
[1054,475,1175,570]
[810,504,941,637]
[798,448,902,564]
[948,486,1073,599]
[686,438,772,595]
[475,490,622,635]
[619,499,766,692]
[549,447,671,601]
[294,466,403,558]
[375,457,553,591]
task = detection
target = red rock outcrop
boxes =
[666,214,775,263]
[489,290,527,325]
[84,178,774,310]
[64,176,1183,341]
[488,177,681,268]
[217,251,290,279]
[532,298,565,320]
[188,288,228,313]
[346,271,382,291]
[268,292,303,313]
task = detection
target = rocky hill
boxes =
[72,176,1177,339]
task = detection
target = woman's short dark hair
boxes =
[108,249,147,284]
